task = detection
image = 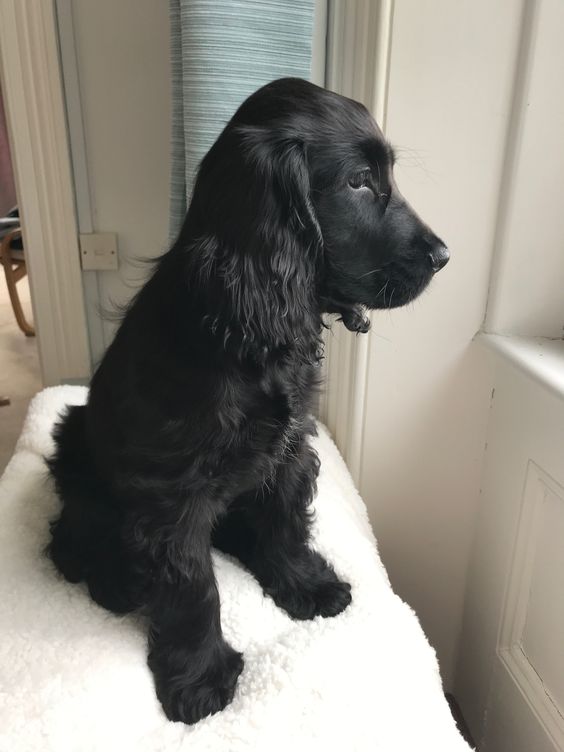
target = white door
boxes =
[457,346,564,752]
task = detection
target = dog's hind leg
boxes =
[48,405,100,582]
[47,405,140,614]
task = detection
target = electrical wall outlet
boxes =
[79,232,119,271]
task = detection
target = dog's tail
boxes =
[47,405,137,613]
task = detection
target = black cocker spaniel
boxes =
[48,78,449,725]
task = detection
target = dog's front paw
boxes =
[263,551,352,620]
[149,641,244,725]
[272,577,351,620]
[310,577,352,617]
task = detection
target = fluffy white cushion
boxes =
[0,386,471,751]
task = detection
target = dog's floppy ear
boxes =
[239,126,323,249]
[189,125,323,361]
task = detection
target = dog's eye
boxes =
[348,169,372,190]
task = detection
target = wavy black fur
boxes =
[47,78,448,725]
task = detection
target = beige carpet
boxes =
[0,278,41,473]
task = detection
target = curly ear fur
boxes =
[180,124,324,361]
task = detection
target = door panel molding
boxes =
[498,460,564,749]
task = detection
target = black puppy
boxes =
[48,78,448,725]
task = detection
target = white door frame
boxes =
[320,0,394,484]
[0,0,90,385]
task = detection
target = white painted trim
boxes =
[53,0,94,235]
[478,333,564,401]
[483,0,541,334]
[0,0,91,385]
[54,0,107,361]
[321,0,394,484]
[311,0,328,88]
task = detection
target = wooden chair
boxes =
[0,219,34,337]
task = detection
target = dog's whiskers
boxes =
[358,267,383,279]
[374,279,389,300]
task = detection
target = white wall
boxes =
[357,0,525,688]
[59,0,172,365]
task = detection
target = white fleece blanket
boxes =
[0,386,472,752]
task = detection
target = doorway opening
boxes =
[0,80,41,473]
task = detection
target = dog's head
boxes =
[184,78,448,354]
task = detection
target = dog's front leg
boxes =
[146,522,243,725]
[213,440,352,620]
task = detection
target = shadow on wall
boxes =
[361,337,494,683]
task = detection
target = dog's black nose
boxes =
[428,244,450,273]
